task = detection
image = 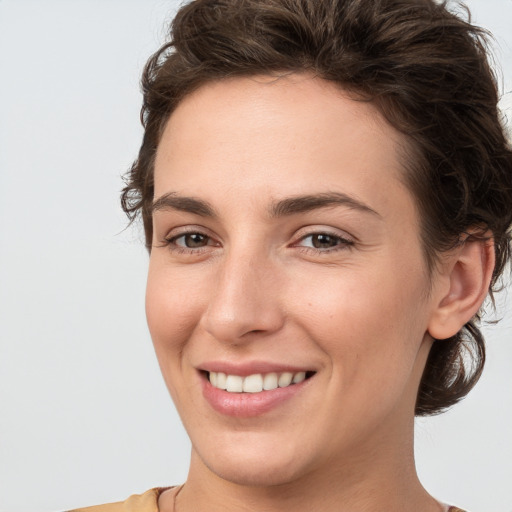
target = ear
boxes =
[427,235,495,340]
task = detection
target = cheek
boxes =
[145,264,211,412]
[145,261,207,361]
[289,263,429,383]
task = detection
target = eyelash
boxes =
[163,230,218,254]
[162,230,354,255]
[293,232,354,254]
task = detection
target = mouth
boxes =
[198,361,317,417]
[206,370,316,393]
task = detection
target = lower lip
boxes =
[202,375,311,418]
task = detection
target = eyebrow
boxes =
[151,191,380,218]
[151,192,217,217]
[269,192,381,218]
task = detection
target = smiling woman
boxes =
[63,0,512,511]
[10,0,509,511]
[146,75,446,493]
[66,0,511,509]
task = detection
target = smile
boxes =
[209,371,309,393]
[201,368,315,417]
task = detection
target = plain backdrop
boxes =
[0,1,511,511]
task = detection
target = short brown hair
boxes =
[122,0,512,415]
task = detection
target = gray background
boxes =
[0,1,510,511]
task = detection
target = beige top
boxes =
[66,487,174,512]
[66,487,467,512]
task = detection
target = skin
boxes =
[147,74,492,512]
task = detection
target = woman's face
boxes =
[146,75,442,486]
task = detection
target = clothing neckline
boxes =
[154,486,465,512]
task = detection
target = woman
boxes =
[71,0,512,510]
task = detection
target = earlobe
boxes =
[427,235,495,340]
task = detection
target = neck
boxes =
[173,423,441,512]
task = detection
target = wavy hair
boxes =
[121,0,512,415]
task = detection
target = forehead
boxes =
[153,74,411,216]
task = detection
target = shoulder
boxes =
[65,487,171,512]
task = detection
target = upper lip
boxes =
[198,361,315,377]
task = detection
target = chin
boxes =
[207,460,305,488]
[196,440,313,488]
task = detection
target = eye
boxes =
[303,233,341,249]
[173,232,211,248]
[163,230,219,253]
[295,232,354,252]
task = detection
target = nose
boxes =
[200,250,285,344]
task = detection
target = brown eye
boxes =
[296,232,354,252]
[310,234,340,249]
[179,233,210,248]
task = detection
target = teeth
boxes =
[293,371,306,384]
[263,372,278,391]
[208,371,310,393]
[216,372,227,390]
[278,372,293,387]
[243,374,263,393]
[225,374,243,392]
